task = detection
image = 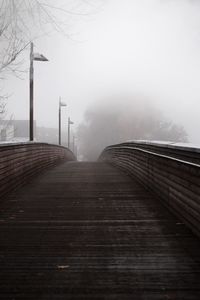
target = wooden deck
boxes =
[0,161,200,299]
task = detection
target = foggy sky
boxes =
[4,0,200,144]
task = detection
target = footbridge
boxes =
[0,141,200,299]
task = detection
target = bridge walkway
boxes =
[0,161,200,299]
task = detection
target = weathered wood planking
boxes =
[0,161,200,299]
[0,142,76,198]
[100,142,200,238]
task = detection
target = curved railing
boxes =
[100,141,200,237]
[0,142,76,198]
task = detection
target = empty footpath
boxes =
[0,161,200,299]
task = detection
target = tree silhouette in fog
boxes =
[77,96,188,160]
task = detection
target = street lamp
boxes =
[68,117,74,149]
[29,42,48,141]
[58,97,67,145]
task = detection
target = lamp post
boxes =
[29,42,48,141]
[58,97,67,145]
[68,117,74,149]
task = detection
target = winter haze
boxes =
[3,0,200,159]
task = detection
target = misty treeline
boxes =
[77,96,188,160]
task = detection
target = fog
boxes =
[3,0,200,157]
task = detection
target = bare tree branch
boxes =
[0,0,104,136]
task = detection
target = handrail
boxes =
[107,140,200,153]
[105,145,200,168]
[0,142,76,199]
[100,141,200,237]
[104,140,200,164]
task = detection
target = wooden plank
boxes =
[0,161,199,299]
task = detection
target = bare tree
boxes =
[0,93,15,141]
[0,0,103,77]
[0,0,66,136]
[0,0,104,139]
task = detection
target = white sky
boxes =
[4,0,200,143]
